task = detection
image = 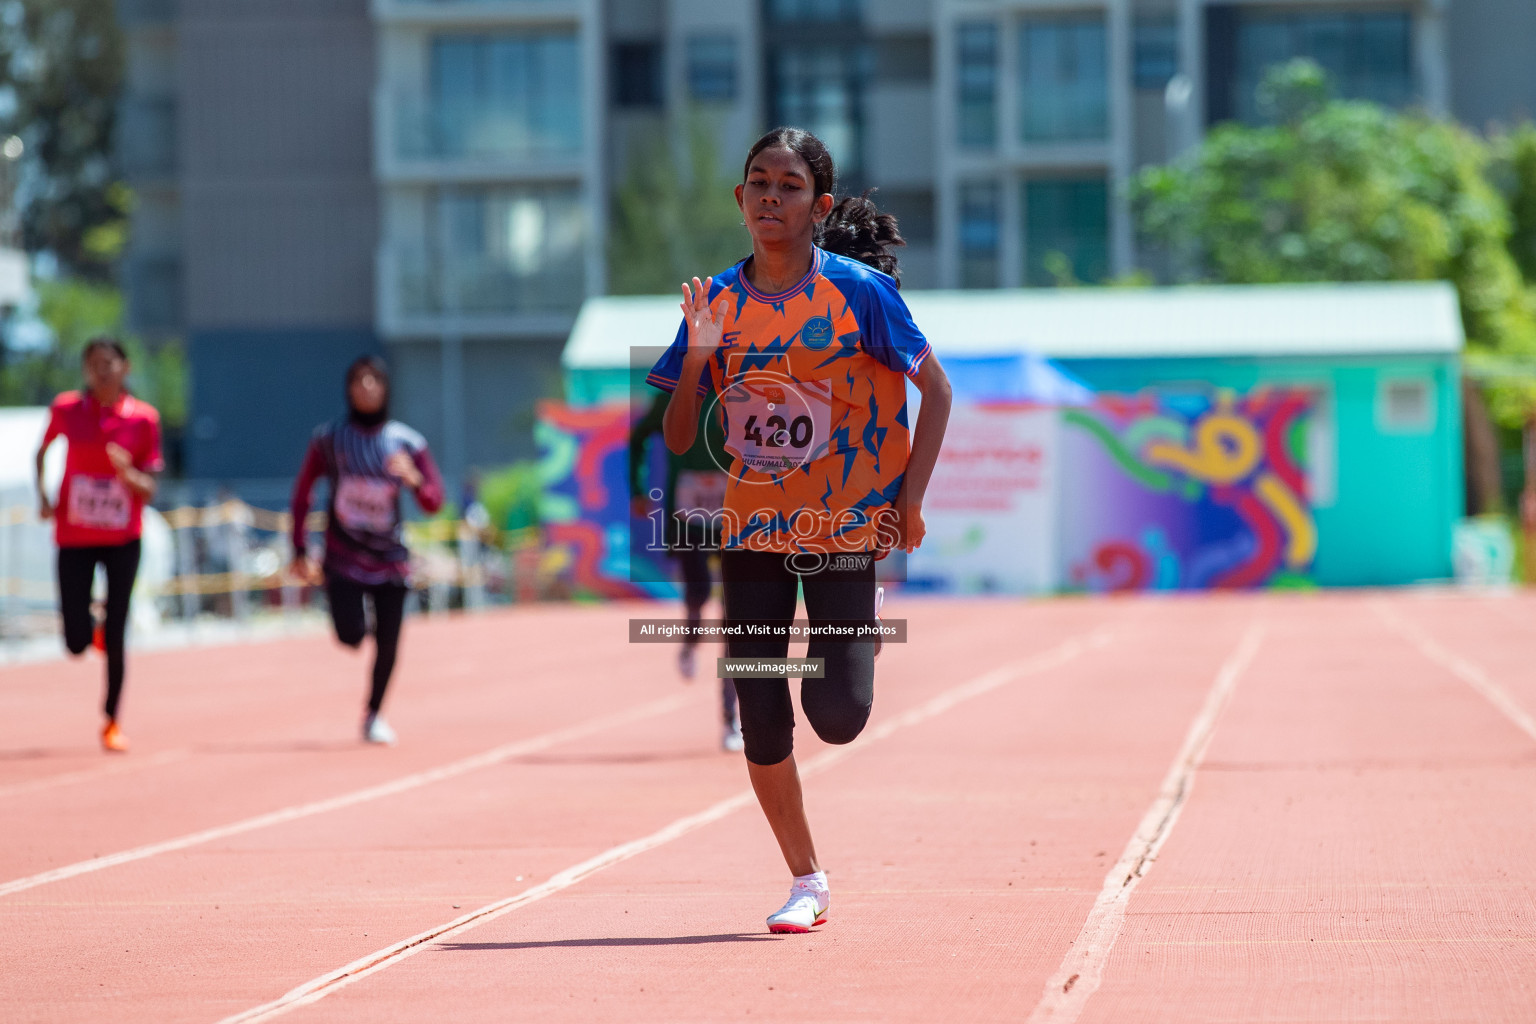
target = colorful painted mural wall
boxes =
[537,386,1319,596]
[1059,388,1317,593]
[536,401,673,599]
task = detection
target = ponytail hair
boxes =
[818,190,906,286]
[743,127,906,286]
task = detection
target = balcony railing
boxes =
[372,0,583,26]
[380,91,583,173]
[381,247,586,330]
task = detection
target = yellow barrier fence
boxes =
[0,500,518,608]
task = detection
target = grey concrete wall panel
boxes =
[186,327,383,479]
[179,10,375,179]
[178,0,377,329]
[183,184,376,327]
[1447,0,1536,129]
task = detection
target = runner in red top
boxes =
[34,338,164,753]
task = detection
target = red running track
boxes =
[2,592,1534,1022]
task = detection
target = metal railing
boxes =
[0,500,561,646]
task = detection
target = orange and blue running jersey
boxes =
[647,246,932,554]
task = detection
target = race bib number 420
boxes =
[334,476,398,533]
[67,476,132,531]
[721,376,833,475]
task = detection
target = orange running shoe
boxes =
[101,720,128,753]
[92,623,105,653]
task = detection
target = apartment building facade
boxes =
[117,0,1536,487]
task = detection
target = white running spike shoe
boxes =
[873,584,886,661]
[363,713,397,745]
[722,717,744,753]
[767,881,829,933]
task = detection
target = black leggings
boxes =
[58,540,141,721]
[722,549,877,766]
[326,573,408,715]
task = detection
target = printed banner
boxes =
[1058,389,1316,592]
[906,404,1059,593]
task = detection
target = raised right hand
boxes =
[681,277,729,359]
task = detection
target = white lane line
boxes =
[0,749,192,800]
[0,691,700,900]
[1375,601,1536,745]
[213,630,1110,1024]
[1025,623,1264,1024]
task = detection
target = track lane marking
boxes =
[213,630,1110,1024]
[1025,623,1264,1024]
[1375,600,1536,745]
[0,691,701,899]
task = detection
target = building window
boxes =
[405,186,586,316]
[1134,17,1178,91]
[769,44,871,179]
[429,33,580,159]
[1211,8,1413,123]
[1024,177,1108,286]
[957,22,997,150]
[687,35,738,102]
[959,181,1000,289]
[1019,18,1108,143]
[767,0,862,25]
[613,42,665,109]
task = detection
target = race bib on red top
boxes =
[66,476,132,531]
[334,476,398,534]
[721,376,833,475]
[674,470,728,517]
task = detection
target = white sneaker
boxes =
[678,646,696,680]
[722,719,744,753]
[363,713,397,745]
[766,882,829,933]
[873,585,886,661]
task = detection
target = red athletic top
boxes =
[43,391,164,548]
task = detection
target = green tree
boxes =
[0,278,186,430]
[1491,122,1536,284]
[1133,59,1536,425]
[0,0,126,279]
[608,118,749,294]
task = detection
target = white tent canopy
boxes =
[564,281,1464,371]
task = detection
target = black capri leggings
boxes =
[326,573,408,715]
[57,540,141,720]
[722,549,878,766]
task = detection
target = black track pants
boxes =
[57,540,141,721]
[326,573,408,715]
[721,549,877,766]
